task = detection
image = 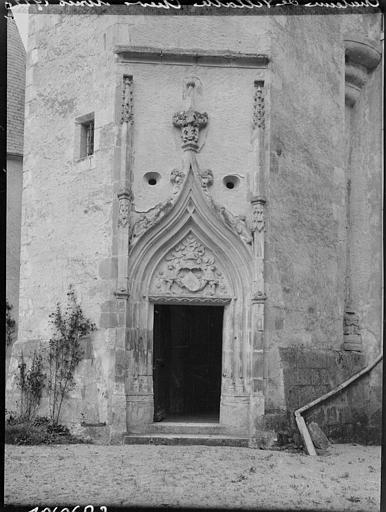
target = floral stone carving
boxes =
[249,202,265,233]
[118,201,130,228]
[215,205,253,246]
[199,168,213,191]
[117,188,133,228]
[252,80,265,130]
[129,198,174,244]
[170,168,185,195]
[152,234,228,297]
[121,75,133,124]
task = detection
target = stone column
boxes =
[248,80,267,430]
[250,80,266,393]
[112,75,134,436]
[221,302,234,394]
[343,36,381,352]
[116,75,133,296]
[125,300,153,430]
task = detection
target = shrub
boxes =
[5,414,89,445]
[48,285,96,425]
[16,350,46,421]
[6,299,16,346]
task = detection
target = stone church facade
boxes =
[7,9,383,444]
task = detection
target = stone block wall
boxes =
[7,13,120,426]
[305,367,382,444]
[264,14,347,413]
[278,346,382,444]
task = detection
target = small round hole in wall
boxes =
[223,175,240,190]
[144,172,161,186]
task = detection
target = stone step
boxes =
[142,422,230,435]
[123,433,250,447]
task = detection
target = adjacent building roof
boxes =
[7,15,26,157]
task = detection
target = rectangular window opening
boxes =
[75,113,95,160]
[84,120,94,157]
[81,119,94,158]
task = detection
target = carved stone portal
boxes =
[151,233,229,297]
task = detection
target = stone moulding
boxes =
[114,290,130,300]
[148,295,232,305]
[345,38,382,69]
[252,291,267,304]
[344,36,382,107]
[114,46,269,69]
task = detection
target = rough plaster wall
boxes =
[265,15,346,412]
[123,64,264,217]
[9,14,119,424]
[347,42,382,363]
[341,13,381,42]
[112,15,270,217]
[6,157,23,328]
[113,15,270,53]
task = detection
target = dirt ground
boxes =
[5,443,380,511]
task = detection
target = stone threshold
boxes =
[123,433,250,447]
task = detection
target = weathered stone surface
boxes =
[308,422,330,451]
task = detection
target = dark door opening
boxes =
[153,304,223,422]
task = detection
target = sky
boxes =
[12,5,29,50]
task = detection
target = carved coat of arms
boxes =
[152,234,228,296]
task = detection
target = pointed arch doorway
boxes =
[124,168,265,437]
[153,303,224,423]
